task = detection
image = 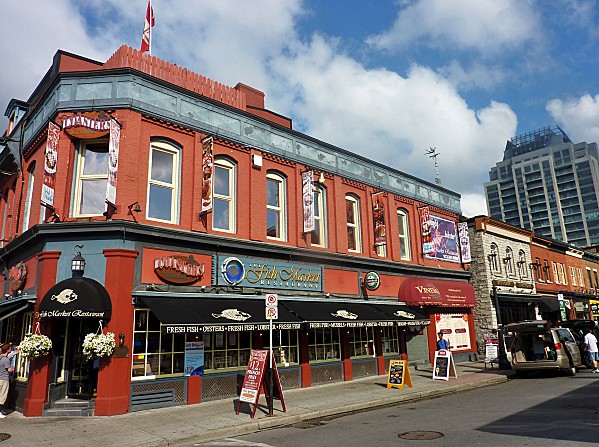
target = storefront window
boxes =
[309,328,341,361]
[261,329,299,366]
[132,309,184,378]
[201,331,252,371]
[380,326,400,354]
[16,312,33,381]
[349,327,375,357]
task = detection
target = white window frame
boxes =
[147,141,180,224]
[346,195,362,253]
[577,268,585,288]
[490,244,500,273]
[570,266,577,286]
[559,263,567,285]
[311,185,327,247]
[212,158,236,233]
[397,209,411,261]
[518,250,527,278]
[73,139,109,217]
[266,172,287,241]
[544,260,551,283]
[505,247,514,276]
[22,163,35,233]
[552,262,560,284]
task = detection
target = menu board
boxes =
[386,359,412,390]
[433,350,457,381]
[435,313,471,350]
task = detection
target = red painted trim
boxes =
[300,363,311,388]
[343,358,353,381]
[187,375,202,404]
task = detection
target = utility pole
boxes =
[425,147,442,186]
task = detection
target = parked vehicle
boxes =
[505,320,581,376]
[560,319,596,369]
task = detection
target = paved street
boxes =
[194,369,599,447]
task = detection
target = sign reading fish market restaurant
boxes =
[216,256,323,291]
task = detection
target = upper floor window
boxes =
[74,140,108,216]
[505,247,514,276]
[517,250,527,278]
[570,266,577,286]
[535,257,543,281]
[345,195,362,253]
[212,158,236,233]
[543,260,551,282]
[559,263,567,285]
[489,243,500,273]
[22,163,36,233]
[311,185,327,247]
[147,141,180,223]
[594,270,599,289]
[577,268,584,288]
[552,262,559,284]
[266,172,286,241]
[587,268,594,288]
[397,209,411,261]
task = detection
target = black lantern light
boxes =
[71,247,86,276]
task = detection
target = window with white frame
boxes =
[397,209,411,261]
[309,328,341,362]
[505,247,514,276]
[345,195,362,252]
[22,162,35,232]
[559,263,567,285]
[518,250,527,278]
[74,140,109,216]
[577,268,585,288]
[489,243,500,273]
[147,141,180,223]
[212,157,236,233]
[544,260,551,282]
[587,268,594,288]
[311,185,327,247]
[570,266,577,286]
[266,172,287,240]
[552,262,560,284]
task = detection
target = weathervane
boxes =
[425,147,442,186]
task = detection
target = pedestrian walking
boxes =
[0,344,14,417]
[584,327,599,373]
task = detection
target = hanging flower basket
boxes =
[19,334,52,358]
[82,332,116,360]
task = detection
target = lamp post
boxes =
[488,253,511,370]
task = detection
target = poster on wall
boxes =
[200,136,214,214]
[418,206,433,254]
[372,192,386,246]
[425,215,460,263]
[435,313,471,350]
[302,171,315,232]
[41,121,61,207]
[184,341,204,376]
[105,118,121,207]
[457,222,471,264]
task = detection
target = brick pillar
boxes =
[341,330,352,381]
[187,375,202,405]
[94,248,138,416]
[375,328,385,375]
[299,330,311,387]
[23,251,61,417]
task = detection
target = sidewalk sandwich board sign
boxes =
[432,350,457,381]
[386,359,412,390]
[236,349,286,418]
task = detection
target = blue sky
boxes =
[3,0,599,216]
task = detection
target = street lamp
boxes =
[488,253,511,370]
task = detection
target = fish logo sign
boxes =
[331,309,358,320]
[51,288,78,305]
[394,310,415,319]
[211,309,251,321]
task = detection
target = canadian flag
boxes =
[140,1,155,53]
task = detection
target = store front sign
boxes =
[62,112,111,139]
[400,278,476,307]
[37,277,112,320]
[216,256,323,291]
[154,255,205,285]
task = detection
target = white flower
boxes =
[19,334,52,358]
[82,332,116,360]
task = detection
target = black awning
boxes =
[497,293,560,313]
[0,299,32,322]
[370,304,430,327]
[140,297,303,332]
[537,297,560,313]
[281,300,395,328]
[38,277,112,320]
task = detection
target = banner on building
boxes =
[200,136,214,214]
[41,122,61,207]
[425,215,460,263]
[458,222,471,263]
[418,206,433,254]
[302,171,315,233]
[105,118,121,207]
[371,192,386,246]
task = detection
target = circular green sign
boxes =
[363,271,381,291]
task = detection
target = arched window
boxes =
[22,162,36,232]
[397,209,411,261]
[489,243,500,273]
[345,195,362,253]
[518,250,527,278]
[266,171,287,241]
[212,157,236,233]
[505,247,514,275]
[147,140,180,223]
[311,185,327,247]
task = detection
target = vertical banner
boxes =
[418,206,433,254]
[201,136,214,214]
[372,192,386,246]
[458,222,471,263]
[184,341,205,376]
[105,118,121,207]
[302,171,315,232]
[41,122,61,207]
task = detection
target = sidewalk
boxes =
[1,362,512,446]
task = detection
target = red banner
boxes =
[372,192,386,246]
[41,122,60,207]
[200,136,214,214]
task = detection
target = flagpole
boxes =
[149,0,152,56]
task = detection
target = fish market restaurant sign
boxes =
[217,256,323,291]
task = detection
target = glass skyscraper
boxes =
[485,126,599,248]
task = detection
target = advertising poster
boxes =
[432,349,457,381]
[200,136,214,214]
[425,215,460,263]
[105,118,121,207]
[435,313,471,350]
[386,359,412,390]
[484,333,498,364]
[302,171,315,233]
[184,341,205,376]
[371,192,386,246]
[418,206,433,254]
[458,222,471,264]
[41,121,61,207]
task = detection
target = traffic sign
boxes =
[265,293,278,307]
[266,306,278,320]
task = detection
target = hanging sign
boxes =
[386,359,412,390]
[363,271,381,291]
[200,136,214,214]
[41,121,61,207]
[372,192,386,246]
[302,171,315,233]
[432,349,457,381]
[154,254,205,284]
[105,118,121,207]
[458,222,471,263]
[418,206,433,254]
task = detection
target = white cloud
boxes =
[546,95,599,143]
[438,60,507,92]
[367,0,540,55]
[460,193,489,218]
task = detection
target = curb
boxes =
[166,374,508,446]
